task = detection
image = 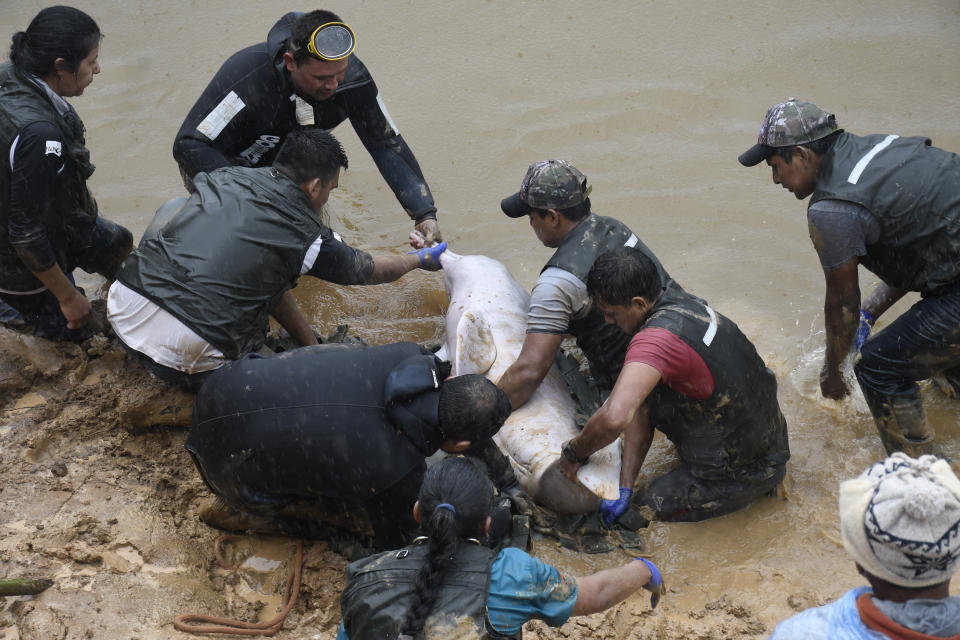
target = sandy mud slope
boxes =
[0,323,955,640]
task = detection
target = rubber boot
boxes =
[931,366,960,399]
[121,386,196,429]
[198,496,280,534]
[0,299,26,330]
[863,391,943,458]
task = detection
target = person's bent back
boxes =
[187,342,511,548]
[108,128,445,390]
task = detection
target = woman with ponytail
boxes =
[338,456,666,639]
[0,7,132,340]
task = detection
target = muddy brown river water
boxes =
[1,1,959,638]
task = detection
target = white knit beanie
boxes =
[839,453,960,588]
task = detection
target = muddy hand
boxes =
[61,289,92,329]
[635,558,665,609]
[408,229,427,249]
[819,365,849,400]
[415,218,442,245]
[557,455,582,484]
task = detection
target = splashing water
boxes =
[789,317,870,416]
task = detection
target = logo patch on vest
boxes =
[45,140,62,157]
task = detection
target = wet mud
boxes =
[2,1,960,638]
[2,321,955,640]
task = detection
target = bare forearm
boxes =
[497,333,561,410]
[619,406,652,488]
[861,282,906,321]
[33,264,80,302]
[32,264,91,329]
[367,254,420,284]
[270,291,319,347]
[497,364,544,410]
[572,561,651,616]
[571,407,626,460]
[823,292,859,372]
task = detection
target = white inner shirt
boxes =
[107,281,228,374]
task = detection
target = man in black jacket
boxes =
[186,342,513,548]
[173,10,442,243]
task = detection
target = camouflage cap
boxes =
[738,98,839,167]
[501,159,592,218]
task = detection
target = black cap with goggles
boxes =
[306,22,356,61]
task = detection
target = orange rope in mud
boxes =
[174,534,303,637]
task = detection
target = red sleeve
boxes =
[624,327,714,400]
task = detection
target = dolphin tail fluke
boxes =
[453,311,497,376]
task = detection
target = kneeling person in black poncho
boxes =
[186,342,514,549]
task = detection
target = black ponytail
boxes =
[9,6,101,78]
[399,457,495,637]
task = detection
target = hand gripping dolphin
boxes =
[436,250,621,514]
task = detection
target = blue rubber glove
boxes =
[635,557,665,609]
[600,487,633,527]
[853,308,875,352]
[408,241,447,271]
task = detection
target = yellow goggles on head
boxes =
[306,22,356,61]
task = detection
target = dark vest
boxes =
[118,166,322,358]
[643,287,790,477]
[545,213,671,388]
[810,132,960,295]
[340,540,508,640]
[0,62,98,291]
[186,342,445,506]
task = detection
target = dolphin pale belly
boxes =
[438,250,621,513]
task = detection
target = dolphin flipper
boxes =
[454,311,497,376]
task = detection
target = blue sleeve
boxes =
[486,548,578,636]
[335,619,349,640]
[768,607,833,639]
[768,589,867,639]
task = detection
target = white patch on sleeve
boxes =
[376,93,399,135]
[9,134,19,170]
[196,91,246,140]
[333,231,342,242]
[624,233,639,247]
[702,305,718,346]
[294,96,315,125]
[301,236,324,274]
[847,134,899,185]
[45,140,62,157]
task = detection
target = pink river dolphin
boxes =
[436,250,622,514]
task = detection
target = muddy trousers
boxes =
[198,462,424,552]
[854,289,960,457]
[637,461,785,523]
